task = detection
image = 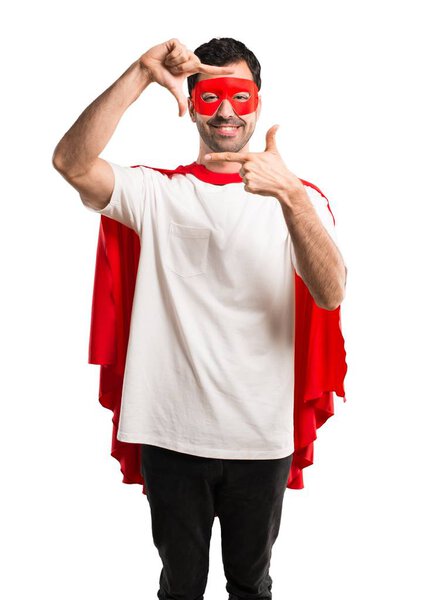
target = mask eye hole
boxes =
[201,92,251,102]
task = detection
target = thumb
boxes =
[265,124,280,152]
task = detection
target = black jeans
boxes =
[140,443,293,600]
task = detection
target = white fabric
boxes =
[85,161,338,459]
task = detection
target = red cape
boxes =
[88,161,347,496]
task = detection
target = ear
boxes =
[256,95,262,120]
[188,97,196,122]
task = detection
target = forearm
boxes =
[52,59,152,177]
[278,182,346,310]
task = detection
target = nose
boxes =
[214,98,237,118]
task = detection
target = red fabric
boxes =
[88,161,347,495]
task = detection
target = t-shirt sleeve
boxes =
[84,161,148,234]
[290,185,340,273]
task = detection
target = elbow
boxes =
[52,141,73,176]
[324,298,343,311]
[52,146,65,174]
[324,264,347,310]
[316,281,346,312]
[316,297,342,311]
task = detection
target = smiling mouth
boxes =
[211,125,242,135]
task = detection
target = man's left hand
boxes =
[203,125,303,202]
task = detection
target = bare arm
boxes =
[52,38,237,210]
[52,60,151,178]
[279,184,347,311]
[52,60,151,209]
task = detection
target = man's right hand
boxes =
[139,38,237,117]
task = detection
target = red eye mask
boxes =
[191,77,259,116]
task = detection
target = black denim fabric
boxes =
[140,443,293,600]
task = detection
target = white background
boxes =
[2,0,442,598]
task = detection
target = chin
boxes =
[211,137,247,153]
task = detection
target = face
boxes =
[188,60,262,154]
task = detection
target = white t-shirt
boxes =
[86,161,338,459]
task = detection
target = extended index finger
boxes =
[204,151,250,162]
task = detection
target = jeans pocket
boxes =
[165,221,211,277]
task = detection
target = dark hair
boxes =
[187,37,261,98]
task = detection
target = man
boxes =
[53,37,347,600]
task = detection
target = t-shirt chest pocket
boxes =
[165,222,211,277]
